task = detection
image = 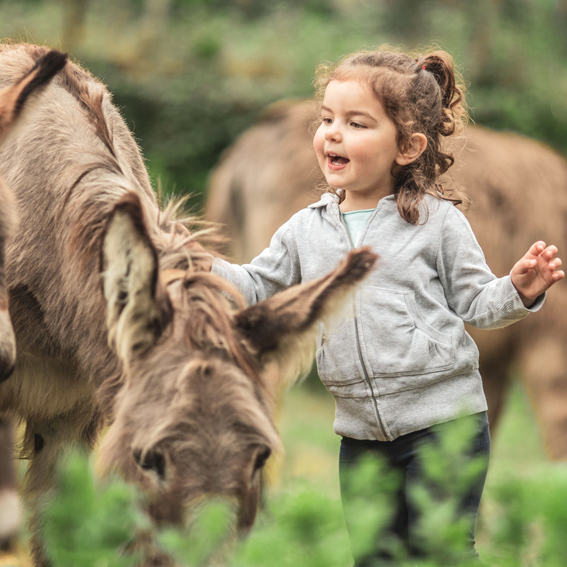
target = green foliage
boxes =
[411,416,488,566]
[233,485,353,567]
[340,456,398,562]
[158,500,235,566]
[538,467,567,567]
[39,423,567,567]
[42,450,147,567]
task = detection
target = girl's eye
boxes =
[350,121,366,129]
[322,117,333,125]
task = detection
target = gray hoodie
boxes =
[213,193,543,441]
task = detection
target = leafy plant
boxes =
[39,419,567,567]
[42,450,146,567]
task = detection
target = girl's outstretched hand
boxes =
[511,241,564,307]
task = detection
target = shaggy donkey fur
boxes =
[0,44,377,566]
[0,48,67,549]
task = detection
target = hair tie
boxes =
[421,64,426,70]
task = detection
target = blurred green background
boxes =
[1,0,566,210]
[0,1,564,564]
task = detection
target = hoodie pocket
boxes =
[316,320,370,399]
[358,287,455,379]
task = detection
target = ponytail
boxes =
[418,51,465,137]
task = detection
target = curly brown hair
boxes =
[314,47,469,224]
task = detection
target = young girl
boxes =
[211,48,563,564]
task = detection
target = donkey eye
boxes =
[253,447,271,471]
[133,448,166,480]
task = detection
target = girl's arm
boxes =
[436,206,554,329]
[510,241,564,307]
[212,220,301,305]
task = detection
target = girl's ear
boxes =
[396,133,427,166]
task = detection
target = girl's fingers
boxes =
[544,245,559,260]
[549,258,562,270]
[552,270,565,281]
[517,257,537,273]
[527,241,546,257]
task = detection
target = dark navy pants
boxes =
[339,412,490,566]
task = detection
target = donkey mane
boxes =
[176,272,261,378]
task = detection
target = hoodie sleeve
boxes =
[212,219,301,305]
[436,205,544,329]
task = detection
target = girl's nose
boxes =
[325,123,342,142]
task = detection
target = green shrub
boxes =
[38,419,567,567]
[42,450,147,567]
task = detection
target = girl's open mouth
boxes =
[327,153,350,169]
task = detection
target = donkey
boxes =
[0,49,69,550]
[205,99,567,460]
[0,45,377,565]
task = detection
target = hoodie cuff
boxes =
[504,274,546,313]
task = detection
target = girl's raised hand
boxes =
[511,241,564,307]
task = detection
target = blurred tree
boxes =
[137,0,172,58]
[3,0,567,208]
[382,0,435,43]
[61,0,89,53]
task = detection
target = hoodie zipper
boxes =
[337,209,389,441]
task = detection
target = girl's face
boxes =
[313,80,403,210]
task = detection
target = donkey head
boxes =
[98,193,376,531]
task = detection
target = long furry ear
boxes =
[0,49,67,145]
[234,247,378,389]
[101,193,171,364]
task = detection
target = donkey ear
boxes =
[0,50,67,145]
[101,193,170,363]
[234,248,377,388]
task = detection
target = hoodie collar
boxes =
[308,192,340,209]
[308,192,396,209]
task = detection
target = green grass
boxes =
[488,380,547,473]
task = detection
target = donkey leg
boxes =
[519,337,567,460]
[0,413,20,551]
[25,415,74,567]
[479,344,516,434]
[23,408,101,566]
